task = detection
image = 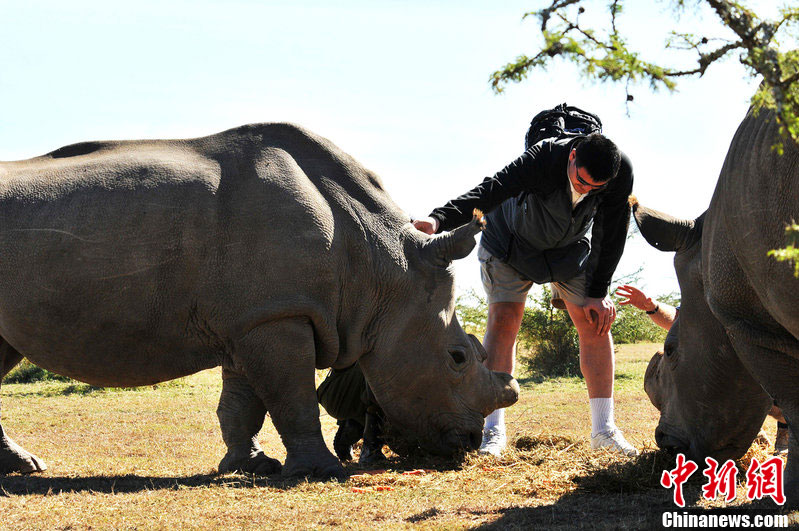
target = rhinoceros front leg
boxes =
[233,318,344,480]
[727,331,799,508]
[0,344,47,474]
[217,369,282,475]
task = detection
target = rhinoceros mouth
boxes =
[442,428,482,453]
[417,411,484,456]
[655,425,690,455]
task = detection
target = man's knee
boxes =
[565,304,612,342]
[487,302,525,335]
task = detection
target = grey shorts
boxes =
[477,244,586,309]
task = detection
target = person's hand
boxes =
[582,296,616,336]
[412,216,439,235]
[615,284,657,312]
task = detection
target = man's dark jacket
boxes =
[429,137,633,298]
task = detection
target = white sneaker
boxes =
[591,428,639,456]
[479,426,506,457]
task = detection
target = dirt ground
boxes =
[0,343,795,529]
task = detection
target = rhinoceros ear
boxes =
[630,196,703,252]
[421,210,486,267]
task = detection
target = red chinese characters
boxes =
[746,457,786,505]
[661,454,786,507]
[702,457,738,502]
[661,453,699,507]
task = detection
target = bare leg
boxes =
[217,369,281,475]
[479,302,525,454]
[233,318,344,480]
[0,342,47,474]
[564,301,614,398]
[483,302,525,375]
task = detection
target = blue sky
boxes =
[1,1,773,299]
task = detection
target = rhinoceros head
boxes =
[635,200,772,462]
[357,212,519,455]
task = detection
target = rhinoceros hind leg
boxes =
[235,318,345,481]
[216,371,282,476]
[0,427,47,474]
[1,345,47,474]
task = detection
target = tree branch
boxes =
[489,0,799,145]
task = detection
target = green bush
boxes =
[517,287,581,378]
[3,359,73,384]
[455,290,488,337]
[456,287,581,379]
[611,291,680,344]
[454,288,680,379]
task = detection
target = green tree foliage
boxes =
[489,1,798,295]
[768,222,799,276]
[454,287,677,379]
[490,1,799,145]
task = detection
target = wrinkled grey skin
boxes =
[637,108,799,507]
[0,123,519,479]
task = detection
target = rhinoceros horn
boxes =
[421,209,486,267]
[630,196,704,253]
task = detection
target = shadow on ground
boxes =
[0,473,283,495]
[0,453,467,496]
[476,494,792,530]
[471,452,792,530]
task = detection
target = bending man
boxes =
[414,133,636,456]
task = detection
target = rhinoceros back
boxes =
[0,124,401,385]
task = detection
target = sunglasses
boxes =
[575,173,608,190]
[573,163,609,191]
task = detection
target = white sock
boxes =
[484,408,505,431]
[590,398,615,437]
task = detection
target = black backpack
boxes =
[524,103,602,150]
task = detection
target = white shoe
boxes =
[479,426,506,457]
[591,428,639,456]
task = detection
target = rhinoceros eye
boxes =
[449,349,467,366]
[664,343,676,359]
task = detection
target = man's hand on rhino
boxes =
[615,285,657,312]
[412,216,439,235]
[582,296,616,336]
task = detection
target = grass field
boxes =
[0,343,795,529]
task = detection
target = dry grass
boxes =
[0,344,795,529]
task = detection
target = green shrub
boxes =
[455,290,488,337]
[454,287,680,379]
[3,359,73,384]
[611,291,680,344]
[517,287,581,378]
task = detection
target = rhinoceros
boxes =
[0,123,519,479]
[634,108,799,506]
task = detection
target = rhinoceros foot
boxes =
[0,437,47,475]
[218,448,282,476]
[282,450,346,481]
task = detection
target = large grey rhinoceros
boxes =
[634,108,799,506]
[0,123,519,479]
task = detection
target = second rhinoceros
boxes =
[635,108,799,506]
[0,123,519,479]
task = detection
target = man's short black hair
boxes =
[574,133,621,183]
